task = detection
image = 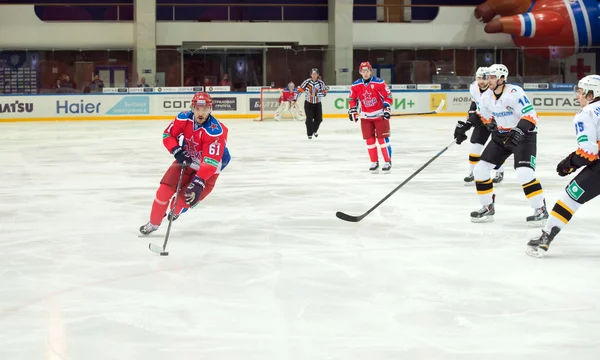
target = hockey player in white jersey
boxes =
[453,64,548,224]
[274,82,305,121]
[456,67,505,185]
[527,75,600,257]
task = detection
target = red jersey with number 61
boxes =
[348,77,392,118]
[162,111,229,180]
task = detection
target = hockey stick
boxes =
[336,138,456,222]
[390,98,445,117]
[149,164,187,256]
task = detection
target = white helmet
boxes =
[488,64,509,81]
[576,75,600,99]
[475,67,489,79]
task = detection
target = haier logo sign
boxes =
[56,99,101,114]
[56,96,150,115]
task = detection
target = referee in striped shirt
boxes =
[294,68,327,139]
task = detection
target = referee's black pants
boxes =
[304,102,323,136]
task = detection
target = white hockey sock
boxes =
[468,143,484,173]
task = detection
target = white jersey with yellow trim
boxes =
[573,100,600,163]
[476,84,539,133]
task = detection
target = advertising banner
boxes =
[528,92,580,113]
[322,92,426,115]
[0,90,580,122]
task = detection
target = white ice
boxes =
[1,116,600,360]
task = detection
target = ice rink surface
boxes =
[1,116,600,360]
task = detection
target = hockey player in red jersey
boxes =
[274,82,305,121]
[139,92,231,235]
[348,61,393,173]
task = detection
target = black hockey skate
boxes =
[470,194,495,223]
[313,132,318,138]
[526,226,561,258]
[464,173,475,185]
[493,171,504,184]
[369,161,379,174]
[139,222,159,236]
[382,161,391,173]
[526,200,549,227]
[308,135,312,139]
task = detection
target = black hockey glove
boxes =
[556,153,578,177]
[453,120,472,145]
[503,127,525,151]
[348,106,358,122]
[383,106,391,120]
[556,151,595,177]
[485,119,498,132]
[185,175,206,206]
[171,146,192,164]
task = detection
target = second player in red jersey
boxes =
[348,61,393,173]
[139,92,231,236]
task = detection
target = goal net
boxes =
[254,88,305,121]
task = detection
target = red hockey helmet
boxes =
[358,62,372,72]
[191,92,213,108]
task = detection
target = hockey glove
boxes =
[556,153,578,177]
[185,175,206,207]
[383,106,391,120]
[453,120,472,145]
[556,151,595,177]
[172,146,192,165]
[485,119,498,132]
[348,106,359,122]
[503,127,525,151]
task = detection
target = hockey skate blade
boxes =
[470,216,494,223]
[527,219,548,228]
[149,243,168,255]
[526,246,545,258]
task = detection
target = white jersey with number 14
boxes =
[476,84,539,133]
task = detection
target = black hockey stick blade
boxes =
[336,138,456,223]
[391,98,445,117]
[335,211,364,222]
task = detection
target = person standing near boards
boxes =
[294,68,327,139]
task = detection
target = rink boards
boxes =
[0,87,580,122]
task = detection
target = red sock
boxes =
[150,184,175,225]
[366,137,378,162]
[377,137,391,162]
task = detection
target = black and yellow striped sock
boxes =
[522,179,543,199]
[550,200,575,225]
[468,153,481,165]
[476,178,493,195]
